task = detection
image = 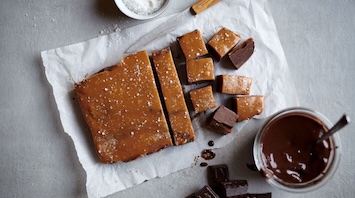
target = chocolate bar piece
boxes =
[208,164,229,195]
[208,106,238,135]
[193,185,220,198]
[186,57,215,84]
[220,180,248,197]
[152,48,195,145]
[228,38,255,69]
[75,51,172,163]
[178,29,209,60]
[234,193,272,198]
[208,27,241,60]
[235,96,264,122]
[189,85,217,113]
[218,75,252,95]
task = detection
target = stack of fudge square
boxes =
[178,28,264,135]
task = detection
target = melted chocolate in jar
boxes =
[261,114,332,184]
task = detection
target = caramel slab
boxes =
[228,38,255,69]
[189,85,216,113]
[186,57,215,84]
[75,50,172,163]
[218,75,252,95]
[178,29,209,60]
[152,48,195,145]
[235,96,264,122]
[208,27,241,60]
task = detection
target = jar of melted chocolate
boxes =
[253,108,341,192]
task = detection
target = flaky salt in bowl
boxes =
[115,0,170,20]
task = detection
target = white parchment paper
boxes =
[41,0,299,197]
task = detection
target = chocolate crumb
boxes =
[200,162,208,167]
[201,149,216,160]
[208,141,214,147]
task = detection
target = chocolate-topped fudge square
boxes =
[208,27,241,60]
[235,96,264,122]
[218,75,252,95]
[178,29,209,60]
[189,85,217,113]
[186,57,215,84]
[228,38,255,69]
[208,105,238,135]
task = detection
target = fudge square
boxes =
[207,105,238,135]
[186,57,215,84]
[75,50,172,163]
[218,75,252,95]
[189,85,217,113]
[152,48,195,145]
[208,27,241,60]
[178,29,209,60]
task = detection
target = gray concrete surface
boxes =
[0,0,354,197]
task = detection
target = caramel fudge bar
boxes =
[186,57,215,84]
[234,96,264,122]
[152,48,195,145]
[208,105,238,135]
[229,38,255,69]
[75,51,172,163]
[178,29,209,60]
[218,75,252,95]
[208,27,241,60]
[189,85,217,113]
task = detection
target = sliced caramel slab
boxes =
[235,96,264,122]
[75,51,172,163]
[178,29,209,60]
[152,48,195,145]
[186,57,215,84]
[208,27,241,60]
[228,38,255,69]
[218,75,252,95]
[189,85,217,113]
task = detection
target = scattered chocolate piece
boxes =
[192,185,220,198]
[201,149,216,160]
[228,38,255,69]
[208,164,229,195]
[246,163,258,172]
[234,193,272,198]
[218,75,252,95]
[207,105,238,135]
[208,140,214,147]
[220,180,248,197]
[235,96,264,122]
[200,162,208,167]
[207,27,241,61]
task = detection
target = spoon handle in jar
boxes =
[317,114,350,144]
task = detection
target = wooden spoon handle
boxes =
[192,0,221,15]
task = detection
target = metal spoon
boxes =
[317,114,350,144]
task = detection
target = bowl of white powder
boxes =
[115,0,170,20]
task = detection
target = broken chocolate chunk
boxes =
[193,185,220,198]
[228,38,255,69]
[208,164,229,195]
[207,105,238,135]
[234,193,272,198]
[220,180,248,197]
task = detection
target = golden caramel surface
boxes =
[186,58,215,84]
[189,85,216,113]
[75,51,172,163]
[235,96,264,122]
[219,75,252,95]
[178,30,208,60]
[208,27,241,60]
[152,48,195,145]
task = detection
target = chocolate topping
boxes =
[201,149,216,160]
[261,114,332,184]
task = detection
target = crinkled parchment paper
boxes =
[41,0,299,197]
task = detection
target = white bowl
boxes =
[114,0,170,20]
